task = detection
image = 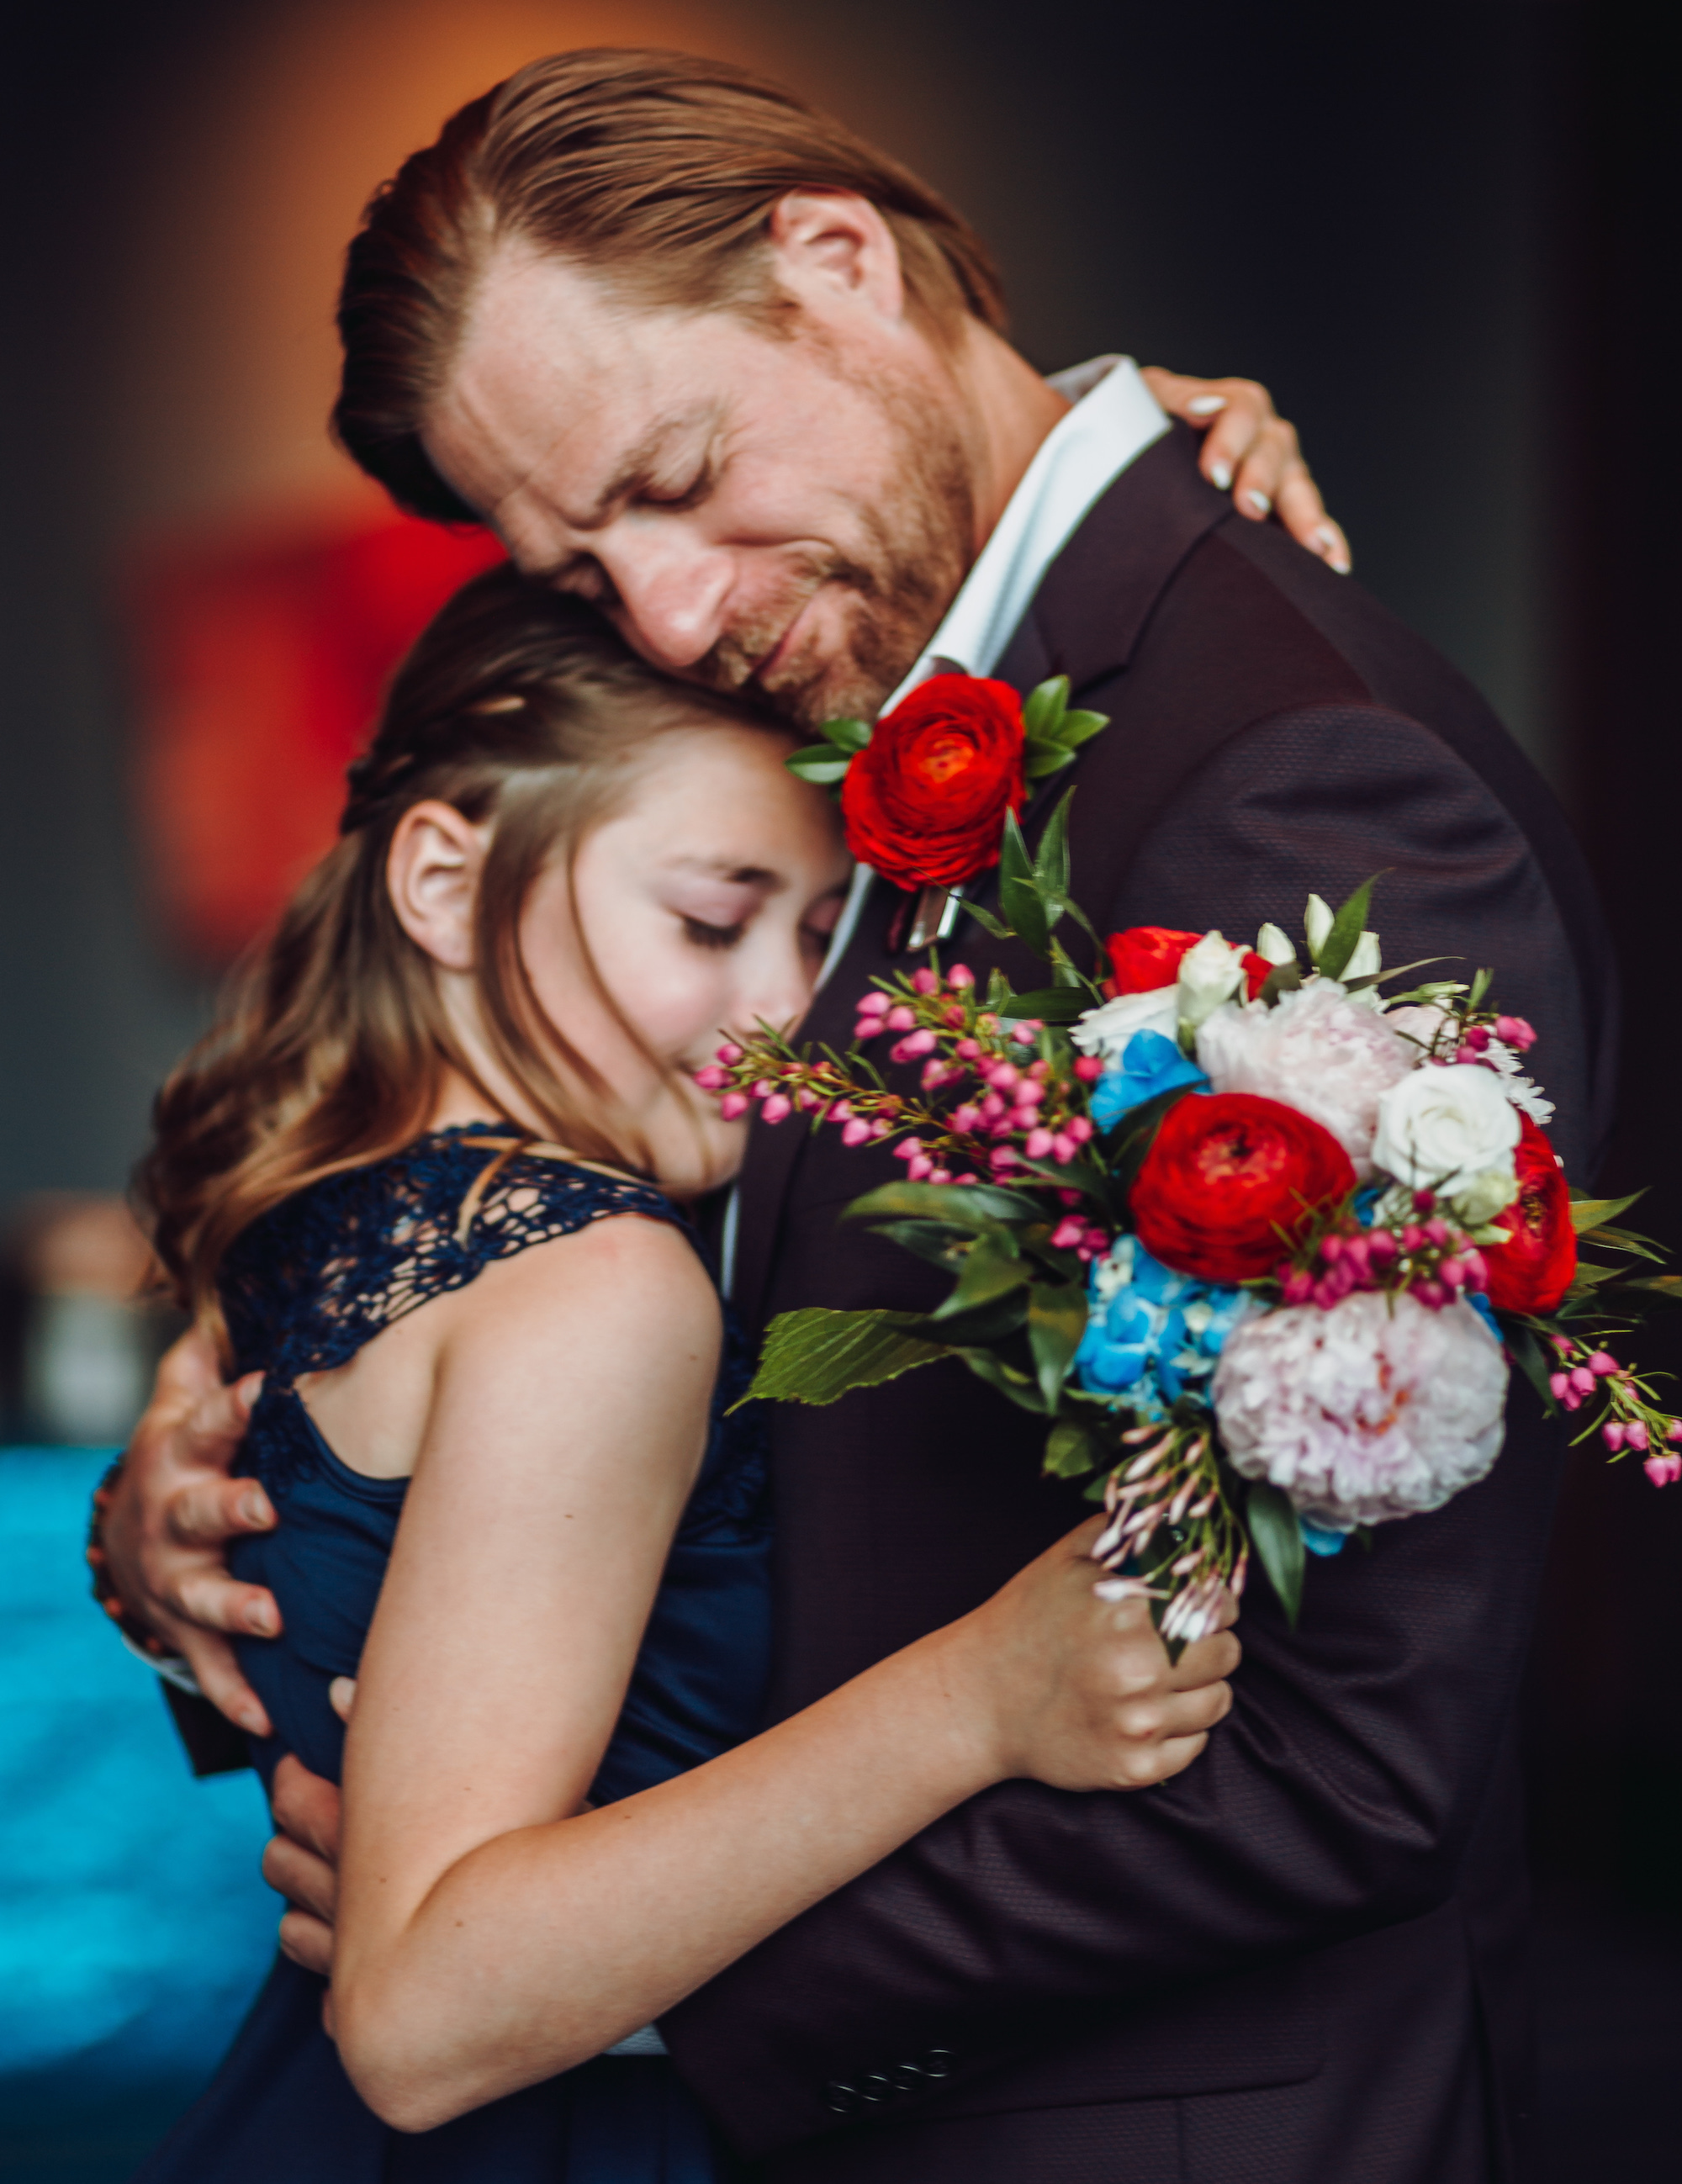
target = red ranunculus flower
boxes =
[840,674,1027,890]
[1104,925,1272,1001]
[1131,1091,1357,1283]
[1481,1112,1577,1314]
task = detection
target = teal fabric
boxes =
[0,1446,276,2181]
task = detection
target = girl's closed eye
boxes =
[682,915,744,951]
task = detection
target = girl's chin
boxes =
[648,1116,747,1202]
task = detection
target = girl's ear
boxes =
[387,801,486,971]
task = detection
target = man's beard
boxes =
[686,378,975,731]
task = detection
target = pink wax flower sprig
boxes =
[1274,1188,1491,1314]
[1548,1334,1682,1485]
[696,959,1107,1212]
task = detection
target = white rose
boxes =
[1176,931,1248,1033]
[1255,922,1297,967]
[1372,1062,1521,1192]
[1073,984,1181,1062]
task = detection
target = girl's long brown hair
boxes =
[136,564,779,1335]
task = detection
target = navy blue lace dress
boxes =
[134,1129,770,2184]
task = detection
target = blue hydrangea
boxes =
[1092,1029,1209,1130]
[1074,1235,1256,1414]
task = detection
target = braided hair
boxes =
[137,564,780,1334]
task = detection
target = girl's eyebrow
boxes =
[666,856,780,888]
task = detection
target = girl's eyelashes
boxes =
[681,915,745,951]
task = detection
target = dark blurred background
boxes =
[0,1,1675,2176]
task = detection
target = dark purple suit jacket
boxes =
[661,427,1617,2184]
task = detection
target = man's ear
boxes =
[764,191,907,326]
[386,801,485,972]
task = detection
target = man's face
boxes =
[422,247,976,727]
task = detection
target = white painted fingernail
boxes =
[1210,461,1233,492]
[1312,525,1351,574]
[1187,394,1227,415]
[1245,489,1272,517]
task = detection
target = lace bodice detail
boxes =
[220,1125,769,1530]
[220,1126,684,1388]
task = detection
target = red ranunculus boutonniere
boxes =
[787,672,1108,896]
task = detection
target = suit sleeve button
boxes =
[859,2073,894,2104]
[921,2048,955,2079]
[889,2062,926,2092]
[824,2081,863,2114]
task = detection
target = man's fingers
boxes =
[173,1627,273,1738]
[278,1906,336,1978]
[178,1373,264,1470]
[168,1566,281,1640]
[1145,1729,1212,1784]
[263,1833,339,1922]
[166,1472,275,1550]
[272,1753,345,1864]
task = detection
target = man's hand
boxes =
[1140,367,1351,574]
[267,1749,345,1981]
[100,1328,278,1736]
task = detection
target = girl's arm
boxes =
[331,1214,1235,2132]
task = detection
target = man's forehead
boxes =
[439,251,723,505]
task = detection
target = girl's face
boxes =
[519,724,851,1194]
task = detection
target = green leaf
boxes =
[785,748,852,785]
[961,899,1013,940]
[1629,1274,1682,1303]
[845,1180,1041,1231]
[1315,872,1385,981]
[1259,959,1303,1007]
[1043,1416,1102,1479]
[1566,1261,1626,1290]
[743,1309,950,1407]
[997,808,1051,955]
[817,717,872,753]
[1027,1279,1089,1410]
[1021,675,1071,740]
[998,986,1089,1024]
[1504,1320,1556,1407]
[1050,708,1108,749]
[1033,787,1076,923]
[1569,1191,1647,1233]
[1245,1480,1305,1628]
[934,1238,1029,1321]
[869,1219,967,1268]
[1467,966,1493,1012]
[950,1346,1047,1414]
[1025,743,1077,781]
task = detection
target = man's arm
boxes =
[98,1327,278,1740]
[660,704,1601,2155]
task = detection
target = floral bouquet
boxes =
[700,676,1681,1645]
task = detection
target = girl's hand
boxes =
[1140,366,1352,574]
[965,1515,1240,1793]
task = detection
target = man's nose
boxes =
[603,532,734,672]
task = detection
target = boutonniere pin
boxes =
[787,674,1108,950]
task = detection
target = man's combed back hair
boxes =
[333,47,1006,523]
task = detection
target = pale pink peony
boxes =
[1212,1290,1507,1528]
[1194,982,1415,1178]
